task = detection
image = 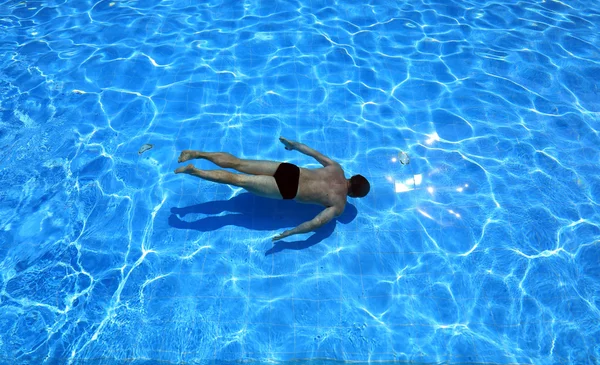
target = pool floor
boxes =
[1,0,599,364]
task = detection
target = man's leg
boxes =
[175,164,282,199]
[178,150,280,176]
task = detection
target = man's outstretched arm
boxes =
[279,136,336,167]
[272,206,339,241]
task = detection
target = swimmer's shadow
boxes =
[168,193,357,255]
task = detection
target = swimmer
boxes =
[175,137,370,241]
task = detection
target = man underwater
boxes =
[175,137,370,241]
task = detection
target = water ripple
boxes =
[0,0,599,364]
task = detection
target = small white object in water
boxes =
[138,144,153,155]
[398,151,410,165]
[72,90,85,94]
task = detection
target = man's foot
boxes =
[175,163,196,174]
[178,150,200,163]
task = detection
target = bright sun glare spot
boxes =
[414,174,422,185]
[427,187,434,194]
[448,209,461,218]
[425,132,440,145]
[417,209,433,219]
[395,182,411,193]
[394,174,424,193]
[392,157,397,163]
[457,187,464,192]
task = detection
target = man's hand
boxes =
[279,137,335,167]
[279,136,295,151]
[272,230,293,241]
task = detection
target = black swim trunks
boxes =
[273,162,300,199]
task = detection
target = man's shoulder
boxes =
[331,202,346,217]
[306,163,343,175]
[324,161,344,173]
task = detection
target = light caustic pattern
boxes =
[0,0,599,364]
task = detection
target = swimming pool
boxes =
[1,0,599,363]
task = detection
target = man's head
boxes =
[347,174,370,198]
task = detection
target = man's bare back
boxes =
[294,164,348,209]
[174,137,370,241]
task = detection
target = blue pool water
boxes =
[1,0,600,364]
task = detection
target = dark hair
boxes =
[349,175,370,198]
